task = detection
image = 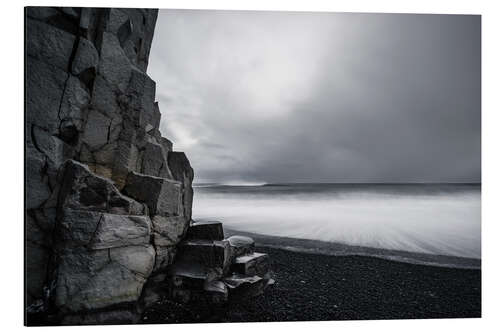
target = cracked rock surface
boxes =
[25,7,193,325]
[25,6,272,326]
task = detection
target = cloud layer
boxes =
[148,10,480,183]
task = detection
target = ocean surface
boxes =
[193,183,481,268]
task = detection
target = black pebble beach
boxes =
[142,246,481,324]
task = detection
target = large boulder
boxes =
[53,245,154,313]
[186,221,225,241]
[52,206,155,318]
[57,209,151,250]
[123,172,183,217]
[176,240,232,271]
[227,235,255,257]
[58,160,145,215]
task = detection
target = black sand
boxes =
[141,246,481,323]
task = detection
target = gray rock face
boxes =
[53,246,154,313]
[124,172,183,217]
[26,57,68,134]
[26,145,51,210]
[57,209,151,250]
[81,109,111,149]
[71,37,99,76]
[58,160,145,215]
[168,152,194,220]
[26,6,271,325]
[98,32,132,92]
[26,18,76,71]
[26,215,51,301]
[140,141,172,178]
[152,215,189,247]
[25,7,195,325]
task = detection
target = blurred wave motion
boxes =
[193,183,481,260]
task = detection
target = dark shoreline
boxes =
[142,245,481,323]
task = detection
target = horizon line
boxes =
[193,181,482,185]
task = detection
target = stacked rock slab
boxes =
[25,7,195,324]
[167,222,274,305]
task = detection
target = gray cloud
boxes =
[148,10,480,183]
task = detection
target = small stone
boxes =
[171,288,191,304]
[223,274,267,298]
[204,280,229,304]
[227,235,255,257]
[168,261,222,290]
[232,252,269,276]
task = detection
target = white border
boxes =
[3,0,499,332]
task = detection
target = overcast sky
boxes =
[148,10,480,184]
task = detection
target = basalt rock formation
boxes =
[25,7,272,325]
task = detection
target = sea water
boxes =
[193,183,481,266]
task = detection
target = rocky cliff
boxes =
[25,7,272,325]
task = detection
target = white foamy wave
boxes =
[193,185,481,259]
